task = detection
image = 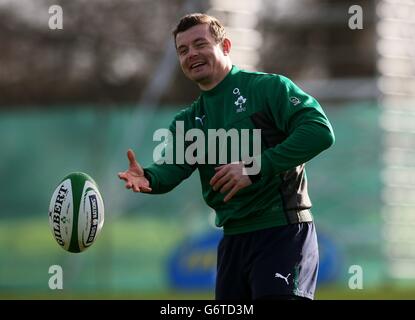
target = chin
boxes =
[186,75,200,82]
[192,76,208,83]
[189,71,210,83]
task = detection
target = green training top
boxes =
[144,65,335,235]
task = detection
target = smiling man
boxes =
[118,13,335,300]
[175,21,231,90]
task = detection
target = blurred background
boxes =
[1,0,414,299]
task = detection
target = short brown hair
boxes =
[173,13,226,45]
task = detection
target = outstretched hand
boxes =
[118,149,152,193]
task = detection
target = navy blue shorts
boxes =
[215,222,319,300]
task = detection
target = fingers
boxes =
[126,182,152,193]
[140,186,152,193]
[212,173,231,192]
[127,149,144,176]
[219,179,235,194]
[127,149,137,167]
[118,172,128,181]
[224,185,240,202]
[210,165,228,186]
[120,150,150,193]
[120,173,152,193]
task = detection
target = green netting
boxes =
[0,103,386,296]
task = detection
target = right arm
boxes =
[144,110,197,194]
[118,109,197,194]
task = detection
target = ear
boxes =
[222,38,231,55]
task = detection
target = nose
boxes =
[187,46,199,59]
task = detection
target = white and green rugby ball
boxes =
[48,172,104,253]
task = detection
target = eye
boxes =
[178,48,188,56]
[195,42,207,48]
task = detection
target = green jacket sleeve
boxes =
[144,109,197,194]
[256,75,335,177]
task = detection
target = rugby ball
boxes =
[48,172,104,253]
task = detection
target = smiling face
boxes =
[175,24,232,91]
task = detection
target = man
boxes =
[118,13,335,300]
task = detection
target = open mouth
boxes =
[190,62,206,70]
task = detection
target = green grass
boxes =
[2,286,415,300]
[1,217,415,300]
[315,286,415,300]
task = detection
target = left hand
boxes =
[209,162,252,202]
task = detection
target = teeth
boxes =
[191,63,204,69]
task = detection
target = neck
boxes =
[198,61,232,91]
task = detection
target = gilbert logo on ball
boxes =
[48,172,104,253]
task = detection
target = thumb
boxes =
[127,148,143,174]
[127,149,138,167]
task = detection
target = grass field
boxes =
[2,286,415,300]
[2,217,414,301]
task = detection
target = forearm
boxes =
[144,162,195,194]
[258,122,335,177]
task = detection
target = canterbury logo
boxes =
[289,97,301,106]
[275,272,291,285]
